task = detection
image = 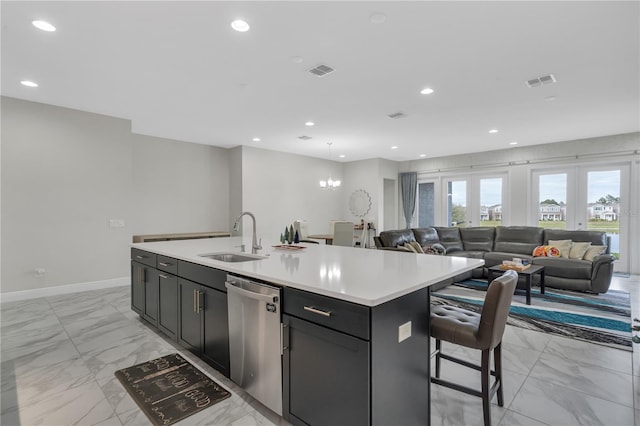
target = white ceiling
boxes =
[2,1,639,162]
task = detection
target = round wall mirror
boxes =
[349,189,372,217]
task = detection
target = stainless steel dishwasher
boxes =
[225,275,282,415]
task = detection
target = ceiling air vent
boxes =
[387,111,407,119]
[297,135,312,140]
[308,64,335,77]
[526,74,556,88]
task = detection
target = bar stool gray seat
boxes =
[430,269,517,426]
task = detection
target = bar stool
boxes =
[430,270,517,426]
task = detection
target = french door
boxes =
[442,174,507,228]
[532,163,629,272]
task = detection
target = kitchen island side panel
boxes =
[371,286,430,426]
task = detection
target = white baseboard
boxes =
[0,277,129,304]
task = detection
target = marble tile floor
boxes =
[0,275,638,426]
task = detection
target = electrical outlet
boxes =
[34,268,45,278]
[398,321,412,343]
[109,219,125,228]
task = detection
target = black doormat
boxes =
[115,353,231,426]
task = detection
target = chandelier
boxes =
[319,142,341,190]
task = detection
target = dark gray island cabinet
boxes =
[129,244,461,426]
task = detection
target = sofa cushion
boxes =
[379,229,416,248]
[412,227,440,247]
[434,227,463,253]
[583,245,607,261]
[543,229,608,248]
[532,257,592,280]
[548,239,572,258]
[494,226,544,255]
[569,242,592,259]
[459,227,495,252]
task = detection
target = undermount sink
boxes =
[199,252,266,262]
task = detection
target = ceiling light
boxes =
[339,154,345,158]
[32,20,56,32]
[509,141,518,146]
[391,146,398,150]
[252,137,261,142]
[231,20,250,32]
[544,96,557,102]
[320,142,341,190]
[420,88,434,95]
[20,80,38,87]
[291,56,304,64]
[305,121,315,127]
[488,129,499,134]
[419,154,427,158]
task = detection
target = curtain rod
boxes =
[415,149,639,176]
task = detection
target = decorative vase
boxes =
[288,225,294,244]
[294,230,300,244]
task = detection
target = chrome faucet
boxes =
[233,211,262,254]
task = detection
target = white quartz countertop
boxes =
[131,237,484,307]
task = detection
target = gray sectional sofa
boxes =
[374,226,615,294]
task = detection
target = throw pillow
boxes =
[548,239,572,258]
[407,241,425,254]
[395,244,412,252]
[532,245,561,257]
[583,245,607,261]
[569,241,592,259]
[423,243,446,255]
[532,246,547,257]
[403,243,418,253]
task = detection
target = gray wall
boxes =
[1,97,229,293]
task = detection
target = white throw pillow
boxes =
[569,241,592,259]
[583,245,607,261]
[548,239,572,258]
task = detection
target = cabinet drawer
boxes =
[178,260,226,292]
[157,255,178,275]
[131,248,156,268]
[283,288,370,340]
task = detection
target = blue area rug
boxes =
[432,279,632,351]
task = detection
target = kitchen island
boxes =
[131,237,483,426]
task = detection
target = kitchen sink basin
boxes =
[199,252,266,262]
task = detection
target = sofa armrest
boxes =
[591,254,615,293]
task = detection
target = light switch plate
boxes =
[398,321,412,343]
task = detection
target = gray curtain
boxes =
[399,172,418,228]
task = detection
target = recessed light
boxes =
[305,121,315,127]
[419,154,427,158]
[231,20,250,32]
[420,88,434,95]
[20,80,38,87]
[339,154,345,158]
[252,137,261,142]
[370,13,387,24]
[488,129,499,134]
[544,96,557,102]
[291,56,304,64]
[509,141,518,146]
[391,146,398,150]
[32,20,56,32]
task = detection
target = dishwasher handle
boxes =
[225,281,278,303]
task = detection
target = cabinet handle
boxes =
[303,306,332,317]
[159,274,168,279]
[193,289,197,313]
[281,323,288,354]
[136,255,146,259]
[196,291,202,313]
[158,262,171,267]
